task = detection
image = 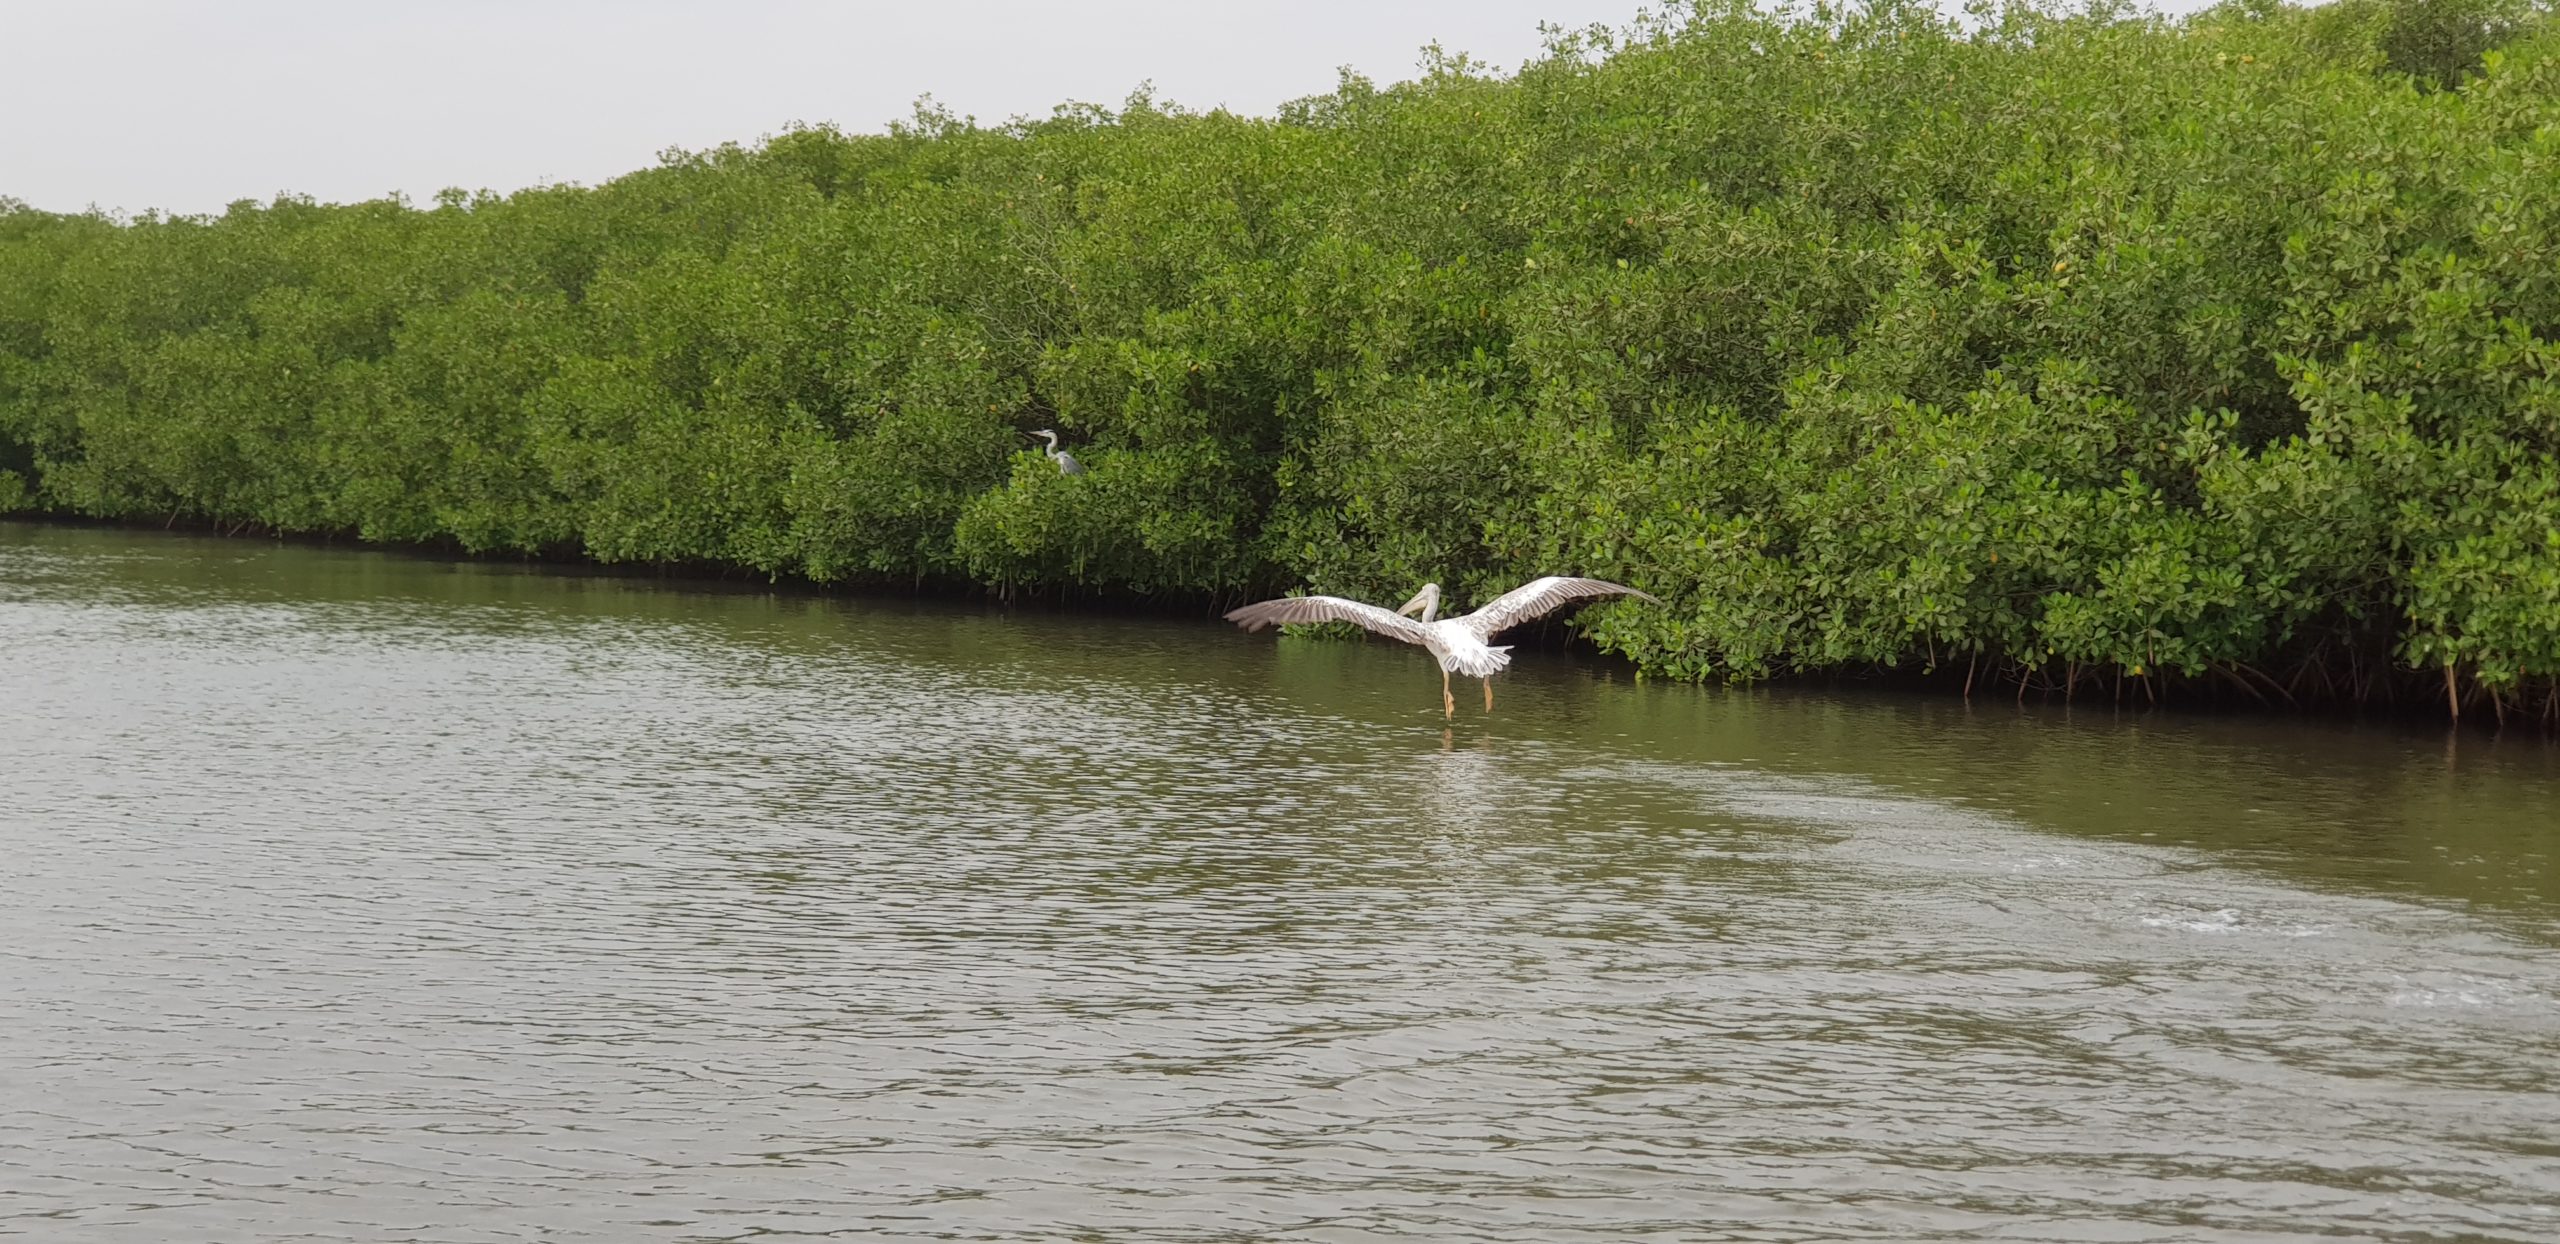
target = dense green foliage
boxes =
[6,0,2559,719]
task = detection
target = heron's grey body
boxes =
[1223,576,1659,718]
[1029,428,1085,475]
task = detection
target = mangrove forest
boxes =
[4,0,2559,722]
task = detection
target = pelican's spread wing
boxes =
[1223,595,1436,648]
[1458,576,1660,640]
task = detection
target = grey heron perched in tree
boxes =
[1028,428,1085,475]
[1225,577,1660,719]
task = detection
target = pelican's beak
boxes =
[1395,585,1433,617]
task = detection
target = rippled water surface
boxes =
[5,522,2559,1242]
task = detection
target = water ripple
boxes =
[5,524,2559,1242]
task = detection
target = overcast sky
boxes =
[2,1,1695,217]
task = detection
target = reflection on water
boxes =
[3,521,2557,1242]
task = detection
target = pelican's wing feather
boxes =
[1458,576,1660,640]
[1223,595,1436,648]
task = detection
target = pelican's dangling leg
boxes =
[1483,678,1494,712]
[1441,668,1454,720]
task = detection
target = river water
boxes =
[3,521,2557,1242]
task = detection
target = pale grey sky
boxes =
[3,1,1676,217]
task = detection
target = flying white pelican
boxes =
[1224,577,1659,719]
[1028,428,1085,475]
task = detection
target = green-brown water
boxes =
[4,521,2557,1242]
